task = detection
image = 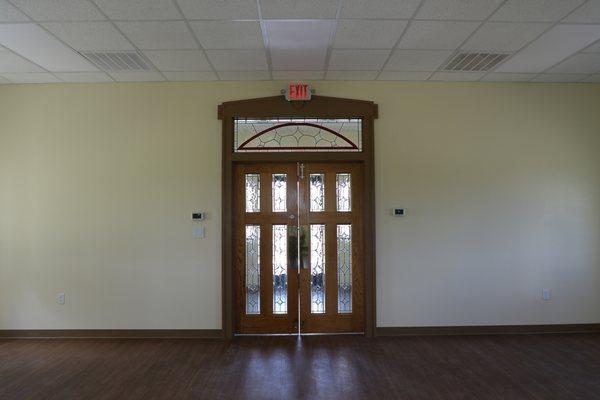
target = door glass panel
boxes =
[245,174,260,213]
[272,174,287,212]
[310,224,326,314]
[336,173,351,212]
[337,224,352,313]
[309,174,325,212]
[245,225,260,314]
[272,225,287,314]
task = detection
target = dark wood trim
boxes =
[219,95,378,339]
[0,329,223,339]
[376,324,600,336]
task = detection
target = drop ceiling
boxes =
[0,0,600,84]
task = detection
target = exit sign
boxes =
[284,83,312,101]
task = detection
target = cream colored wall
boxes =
[1,81,599,329]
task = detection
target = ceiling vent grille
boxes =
[79,51,152,71]
[443,52,509,72]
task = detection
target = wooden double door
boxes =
[234,162,364,334]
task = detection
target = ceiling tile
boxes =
[206,50,267,71]
[583,40,600,53]
[399,21,479,50]
[377,71,432,80]
[0,0,29,22]
[384,49,453,71]
[94,0,181,20]
[548,53,600,74]
[176,0,258,20]
[55,71,112,82]
[272,70,324,80]
[271,48,328,70]
[260,0,338,19]
[0,51,44,72]
[564,1,600,23]
[416,0,504,21]
[1,72,60,83]
[333,20,407,49]
[491,0,586,22]
[115,21,197,50]
[583,74,600,82]
[189,21,263,50]
[340,0,421,19]
[0,23,96,71]
[43,22,134,51]
[266,20,333,70]
[108,71,164,81]
[328,49,390,70]
[430,71,485,81]
[326,70,378,80]
[462,22,551,52]
[218,70,270,80]
[496,25,600,73]
[481,72,537,81]
[531,73,587,82]
[10,0,105,21]
[163,71,217,81]
[143,50,211,71]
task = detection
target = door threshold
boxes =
[235,332,365,337]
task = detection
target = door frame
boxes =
[218,95,378,338]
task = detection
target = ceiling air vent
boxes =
[79,51,152,71]
[443,52,509,72]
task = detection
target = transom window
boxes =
[234,118,362,152]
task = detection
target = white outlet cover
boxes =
[57,292,65,304]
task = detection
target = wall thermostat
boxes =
[393,208,406,217]
[191,212,205,221]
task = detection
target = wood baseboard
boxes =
[376,324,600,336]
[0,329,223,339]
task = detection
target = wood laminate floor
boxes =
[1,334,599,400]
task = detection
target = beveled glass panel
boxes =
[337,224,352,314]
[272,174,287,212]
[272,225,288,314]
[245,225,260,314]
[309,174,325,212]
[310,224,326,314]
[336,173,351,212]
[245,174,260,213]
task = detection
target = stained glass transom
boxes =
[234,118,362,152]
[310,224,326,314]
[272,174,287,212]
[245,225,260,315]
[337,224,352,314]
[272,225,288,314]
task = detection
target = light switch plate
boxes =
[194,226,205,238]
[542,288,551,301]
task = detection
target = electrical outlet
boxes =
[542,288,551,301]
[57,292,65,305]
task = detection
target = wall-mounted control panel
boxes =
[393,208,406,217]
[191,212,205,221]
